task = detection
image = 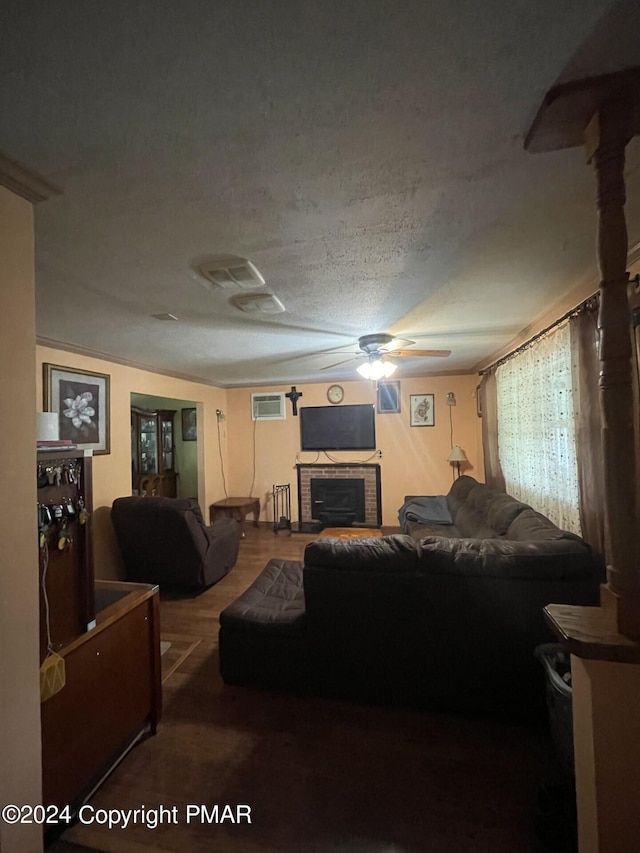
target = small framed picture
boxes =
[410,393,435,427]
[181,407,197,441]
[377,380,401,414]
[44,363,111,454]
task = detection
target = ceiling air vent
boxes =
[251,392,286,421]
[198,257,265,290]
[233,293,285,314]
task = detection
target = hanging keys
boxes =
[64,496,76,520]
[78,497,89,525]
[38,504,51,548]
[57,518,68,550]
[39,504,53,527]
[37,464,48,489]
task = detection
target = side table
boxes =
[209,497,260,536]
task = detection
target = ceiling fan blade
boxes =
[382,337,415,352]
[393,349,451,358]
[269,346,358,366]
[320,356,360,370]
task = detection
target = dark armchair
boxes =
[111,496,241,591]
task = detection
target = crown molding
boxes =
[0,151,61,203]
[37,336,476,389]
[36,336,224,388]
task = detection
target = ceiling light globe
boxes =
[356,358,397,380]
[370,360,387,380]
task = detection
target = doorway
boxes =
[130,393,199,500]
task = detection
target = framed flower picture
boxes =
[43,364,111,454]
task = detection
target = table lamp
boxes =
[447,445,468,478]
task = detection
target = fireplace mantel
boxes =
[296,463,382,527]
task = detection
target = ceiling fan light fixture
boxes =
[356,358,397,380]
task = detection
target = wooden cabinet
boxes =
[37,450,162,820]
[37,450,94,663]
[131,406,177,497]
[41,581,162,814]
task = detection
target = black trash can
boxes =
[535,642,574,778]
[534,643,577,852]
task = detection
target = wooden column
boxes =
[527,68,640,853]
[525,66,640,639]
[587,102,640,636]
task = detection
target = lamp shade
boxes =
[37,411,59,442]
[447,445,468,463]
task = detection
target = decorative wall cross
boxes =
[285,385,303,416]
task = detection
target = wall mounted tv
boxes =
[299,404,376,451]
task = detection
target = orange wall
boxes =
[1,187,43,852]
[34,346,484,577]
[35,347,229,579]
[226,375,483,526]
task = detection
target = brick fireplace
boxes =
[296,463,382,527]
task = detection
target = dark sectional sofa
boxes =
[219,476,604,718]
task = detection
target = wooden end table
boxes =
[209,497,260,535]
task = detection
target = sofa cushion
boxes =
[219,558,306,637]
[454,503,497,538]
[506,508,582,542]
[304,534,421,573]
[405,521,463,540]
[416,535,602,580]
[466,484,501,513]
[446,475,479,518]
[485,494,530,535]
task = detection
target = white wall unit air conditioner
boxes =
[251,392,286,421]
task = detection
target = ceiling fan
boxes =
[323,333,451,379]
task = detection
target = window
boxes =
[496,322,581,534]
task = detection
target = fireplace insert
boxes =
[310,477,366,526]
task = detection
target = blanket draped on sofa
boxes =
[398,495,453,526]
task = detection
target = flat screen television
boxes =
[299,404,376,451]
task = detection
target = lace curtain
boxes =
[570,306,605,557]
[496,321,581,534]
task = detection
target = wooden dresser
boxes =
[40,580,162,812]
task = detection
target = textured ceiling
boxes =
[2,0,640,386]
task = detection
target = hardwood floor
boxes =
[51,525,557,853]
